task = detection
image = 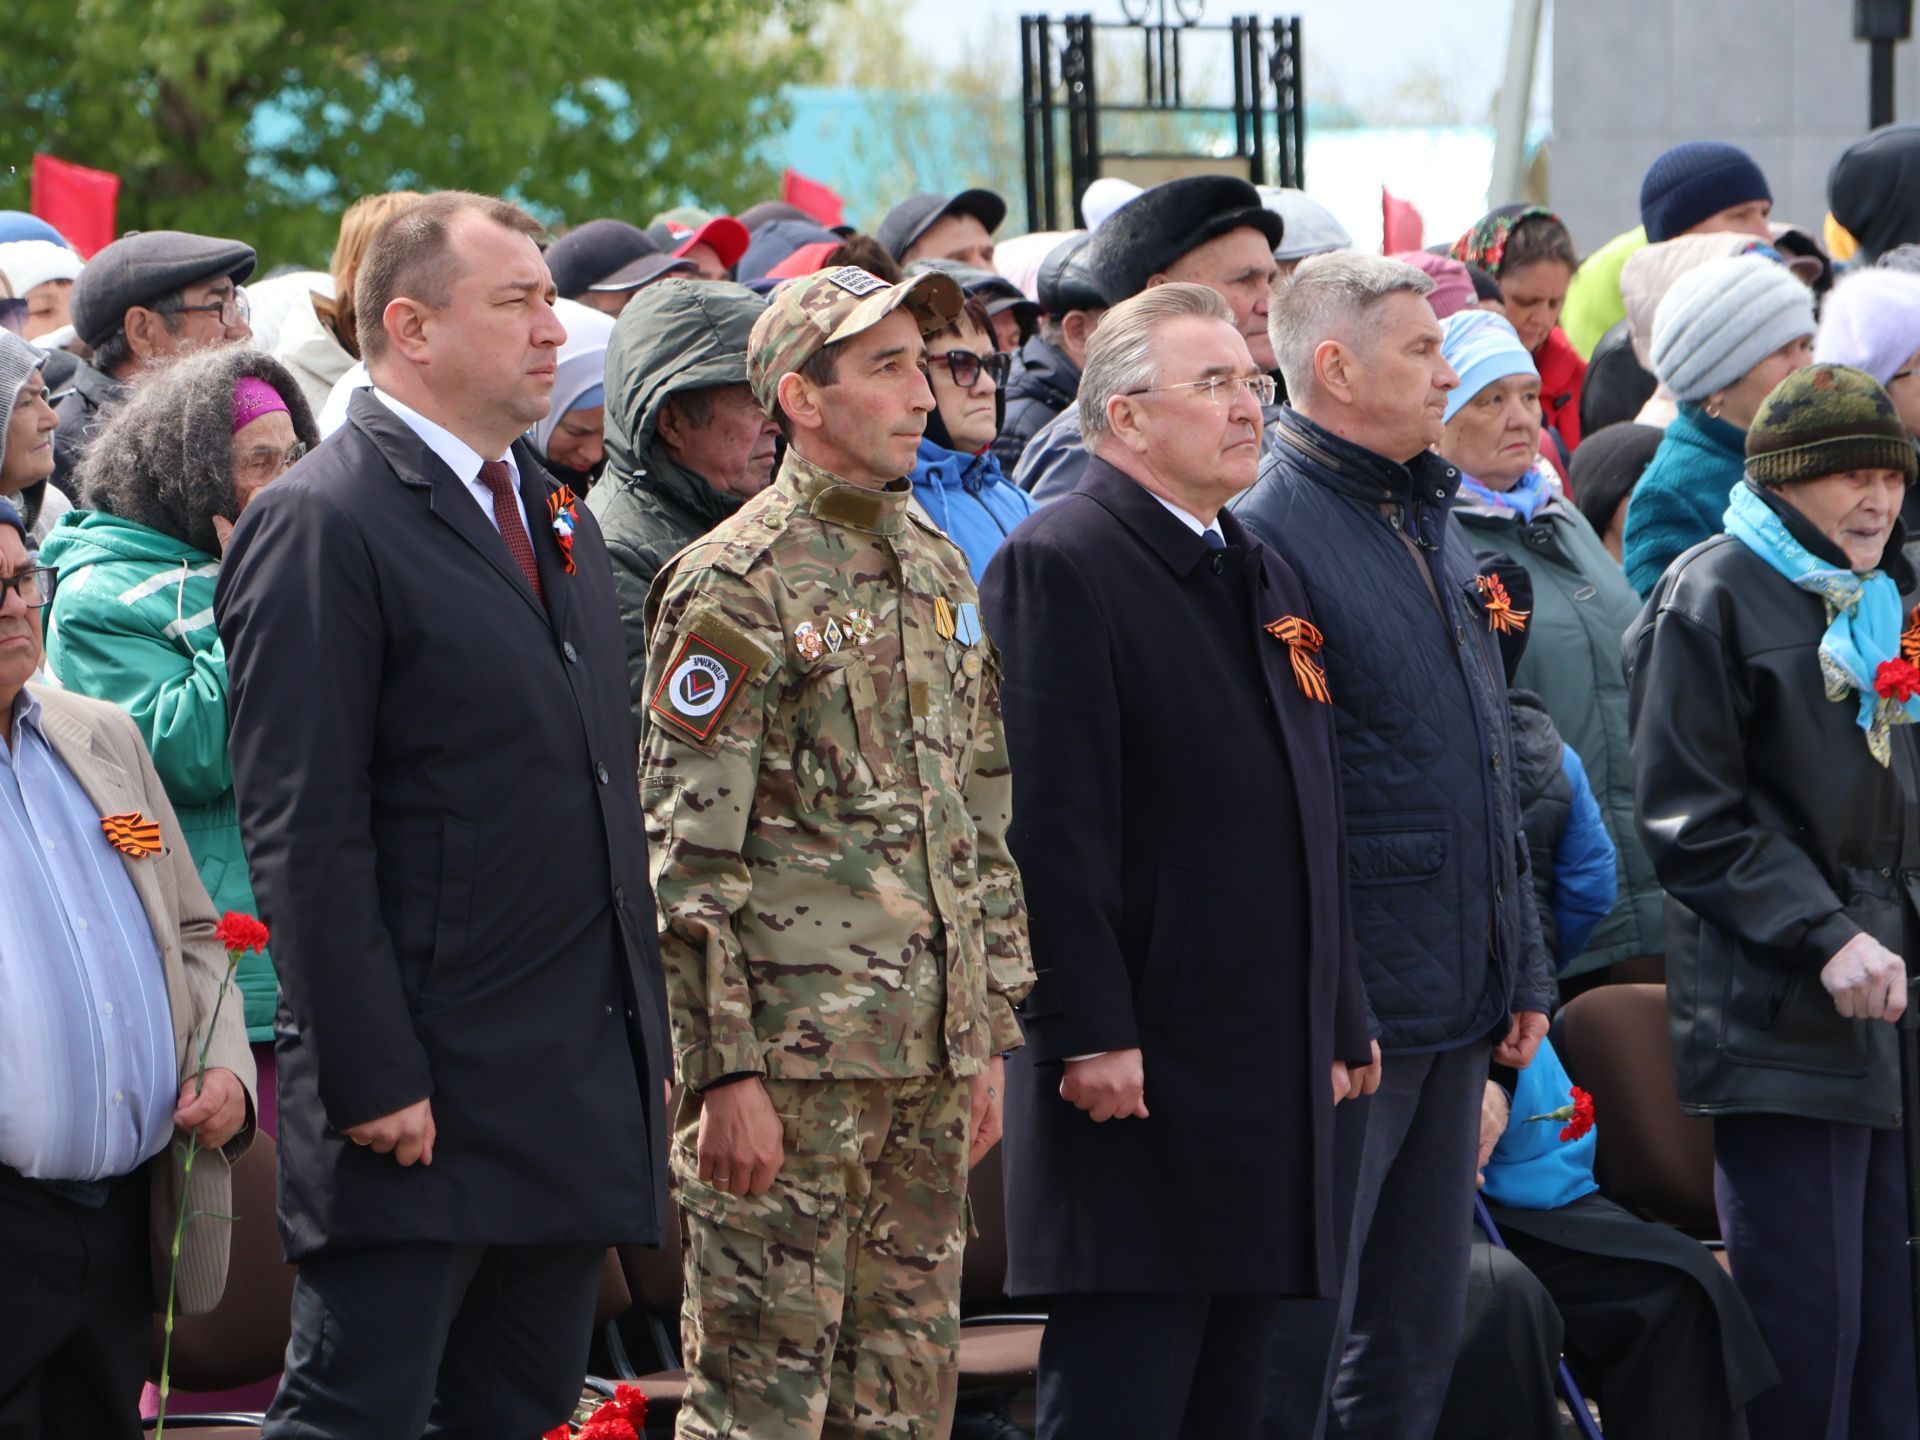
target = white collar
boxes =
[371,388,515,486]
[1149,492,1219,540]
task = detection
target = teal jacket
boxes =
[1621,403,1749,598]
[38,511,277,1040]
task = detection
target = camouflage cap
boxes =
[747,265,964,416]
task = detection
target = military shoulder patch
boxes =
[824,265,887,297]
[648,624,760,742]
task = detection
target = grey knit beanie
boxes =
[1649,254,1815,404]
[0,330,44,445]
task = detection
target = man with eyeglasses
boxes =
[0,496,257,1440]
[49,229,255,498]
[1234,252,1554,1440]
[979,282,1372,1440]
[1013,176,1284,505]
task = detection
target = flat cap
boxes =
[876,190,1007,262]
[70,230,256,350]
[1037,233,1107,315]
[1088,176,1282,303]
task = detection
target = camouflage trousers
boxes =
[672,1074,972,1440]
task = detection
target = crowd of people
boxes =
[8,119,1920,1440]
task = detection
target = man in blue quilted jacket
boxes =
[1233,251,1556,1440]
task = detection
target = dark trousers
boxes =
[1435,1242,1562,1440]
[0,1166,151,1440]
[261,1239,603,1440]
[1714,1112,1917,1440]
[1036,1292,1283,1440]
[1260,1042,1488,1440]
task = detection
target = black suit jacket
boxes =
[981,458,1372,1299]
[217,388,668,1259]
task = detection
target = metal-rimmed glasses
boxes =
[928,348,1013,391]
[1126,373,1278,408]
[0,566,57,611]
[161,286,251,328]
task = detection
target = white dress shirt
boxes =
[1150,491,1224,546]
[372,388,530,539]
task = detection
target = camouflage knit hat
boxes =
[1744,363,1917,488]
[747,266,964,416]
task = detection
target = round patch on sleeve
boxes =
[648,632,753,741]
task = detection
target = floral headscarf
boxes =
[1448,204,1564,278]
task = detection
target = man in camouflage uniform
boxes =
[639,264,1036,1440]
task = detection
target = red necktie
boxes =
[478,459,545,606]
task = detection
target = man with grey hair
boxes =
[983,282,1374,1440]
[1233,252,1556,1440]
[1012,175,1282,503]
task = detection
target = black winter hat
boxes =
[1087,177,1283,303]
[1568,420,1663,538]
[1639,142,1771,243]
[1036,233,1107,316]
[875,190,1008,262]
[1830,123,1920,265]
[545,220,657,300]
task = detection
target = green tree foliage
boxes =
[1,0,827,266]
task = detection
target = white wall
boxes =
[1550,0,1911,254]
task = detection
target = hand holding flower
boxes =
[173,1066,248,1149]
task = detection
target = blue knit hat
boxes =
[1439,310,1539,424]
[1813,267,1920,386]
[1640,143,1772,244]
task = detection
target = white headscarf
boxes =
[533,297,616,458]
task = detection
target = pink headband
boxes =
[232,376,290,433]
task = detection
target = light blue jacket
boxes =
[910,438,1037,583]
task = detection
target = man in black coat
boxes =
[1233,252,1555,1440]
[981,281,1375,1440]
[217,191,669,1439]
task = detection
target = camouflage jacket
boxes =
[640,449,1034,1087]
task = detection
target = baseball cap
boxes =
[747,266,964,415]
[875,190,1008,262]
[589,253,699,294]
[648,215,752,272]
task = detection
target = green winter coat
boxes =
[1455,489,1666,976]
[589,278,766,739]
[38,510,277,1040]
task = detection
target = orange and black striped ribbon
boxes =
[1477,574,1530,635]
[1265,616,1332,703]
[548,486,579,575]
[1904,606,1920,663]
[100,811,163,859]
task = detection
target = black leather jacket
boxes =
[1624,484,1915,1127]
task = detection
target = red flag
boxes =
[1381,188,1423,255]
[32,155,120,258]
[782,168,845,229]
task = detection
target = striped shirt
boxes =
[0,688,176,1181]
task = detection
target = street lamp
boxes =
[1858,0,1915,129]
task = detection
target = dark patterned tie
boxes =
[478,459,545,606]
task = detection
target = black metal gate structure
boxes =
[1019,0,1305,232]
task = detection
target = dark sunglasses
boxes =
[928,348,1012,391]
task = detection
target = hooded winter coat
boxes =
[587,278,767,735]
[908,438,1035,583]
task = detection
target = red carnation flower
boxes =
[1876,658,1920,705]
[543,1428,572,1440]
[576,1415,637,1440]
[1559,1086,1596,1142]
[213,911,270,955]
